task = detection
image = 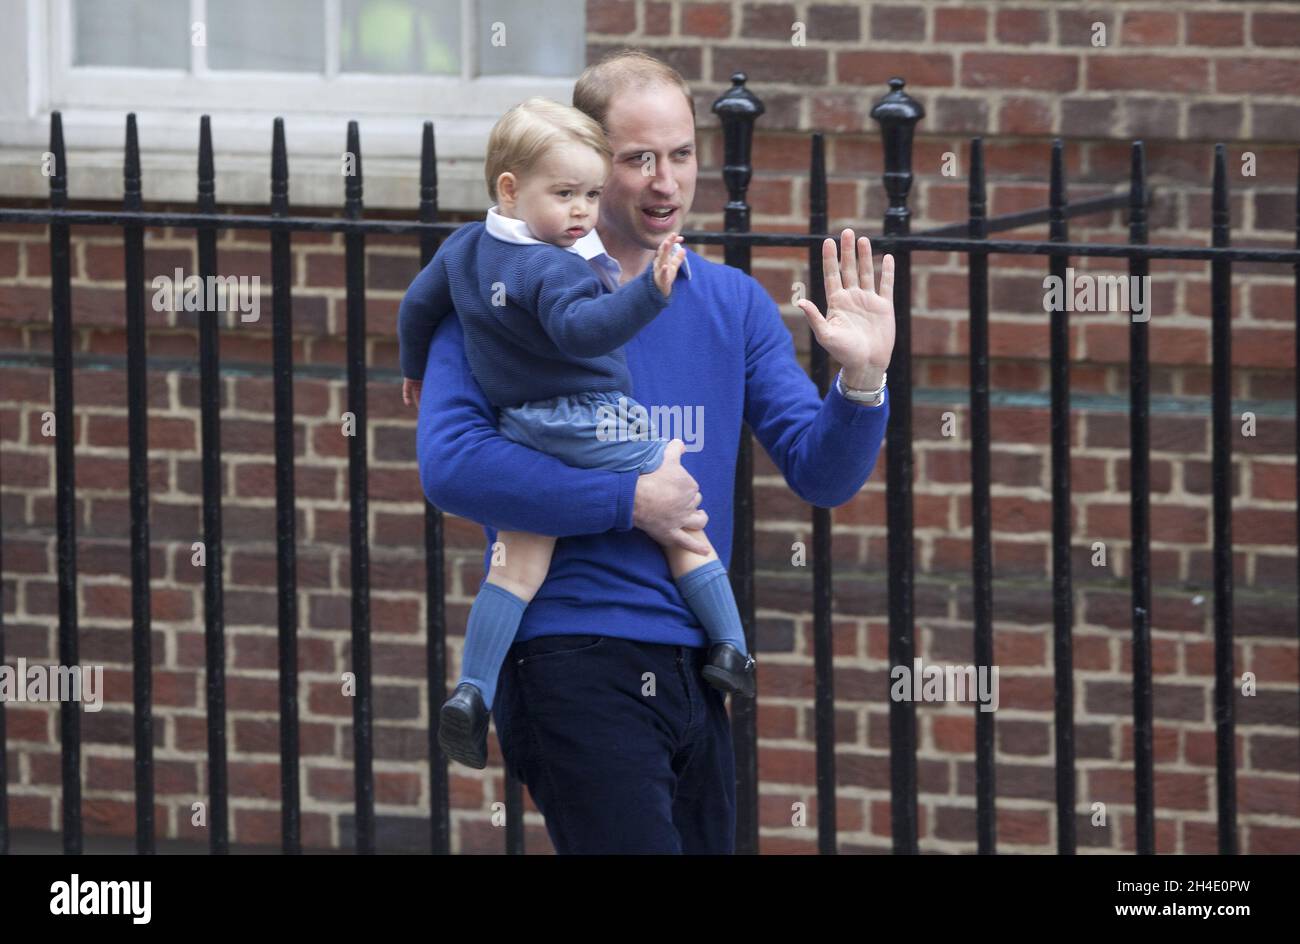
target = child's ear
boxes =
[497,172,517,204]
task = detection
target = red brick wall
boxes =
[1,0,1298,853]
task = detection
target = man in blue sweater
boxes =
[416,50,895,854]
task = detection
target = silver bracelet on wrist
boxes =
[836,368,887,406]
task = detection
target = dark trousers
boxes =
[492,633,735,854]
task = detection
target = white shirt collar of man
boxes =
[484,204,690,293]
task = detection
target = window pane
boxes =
[207,0,325,72]
[477,0,584,77]
[340,0,460,75]
[73,0,189,69]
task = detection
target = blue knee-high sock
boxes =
[459,582,528,709]
[676,560,749,656]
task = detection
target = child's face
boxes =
[501,141,609,248]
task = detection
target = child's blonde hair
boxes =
[484,97,613,203]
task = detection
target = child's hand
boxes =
[402,377,422,407]
[653,233,685,298]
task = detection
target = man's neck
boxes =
[596,225,655,285]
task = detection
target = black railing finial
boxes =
[345,119,363,218]
[1212,143,1229,238]
[870,78,924,231]
[419,121,437,211]
[271,117,288,215]
[418,121,439,264]
[968,136,986,230]
[198,115,215,206]
[1129,141,1148,239]
[49,111,67,207]
[124,113,142,210]
[1049,139,1067,236]
[711,71,765,216]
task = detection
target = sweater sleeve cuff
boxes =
[828,380,889,426]
[401,354,425,381]
[613,469,639,531]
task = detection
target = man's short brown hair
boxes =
[572,48,696,132]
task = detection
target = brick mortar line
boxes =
[0,542,1286,591]
[748,651,1297,680]
[1,358,1295,415]
[780,567,1299,599]
[1,530,1295,593]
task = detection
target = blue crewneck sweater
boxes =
[398,221,671,408]
[414,239,891,649]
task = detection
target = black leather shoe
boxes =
[702,644,756,697]
[438,682,489,769]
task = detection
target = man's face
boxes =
[599,84,696,253]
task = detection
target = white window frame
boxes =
[0,0,584,210]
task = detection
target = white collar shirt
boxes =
[484,204,690,294]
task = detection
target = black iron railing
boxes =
[0,74,1297,856]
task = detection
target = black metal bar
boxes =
[344,120,376,854]
[3,208,1299,264]
[807,131,836,854]
[503,774,523,854]
[417,121,452,857]
[196,115,230,855]
[48,112,82,855]
[1295,152,1300,803]
[1209,143,1237,856]
[967,137,996,855]
[0,447,7,855]
[917,191,1139,238]
[417,121,434,259]
[269,117,302,855]
[1047,139,1077,855]
[712,72,762,856]
[1127,141,1155,855]
[123,113,156,855]
[871,77,922,856]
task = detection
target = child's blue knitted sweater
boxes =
[398,221,670,408]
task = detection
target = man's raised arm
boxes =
[417,313,640,536]
[739,274,889,509]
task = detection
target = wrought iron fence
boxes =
[0,73,1297,855]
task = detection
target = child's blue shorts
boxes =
[498,389,668,475]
